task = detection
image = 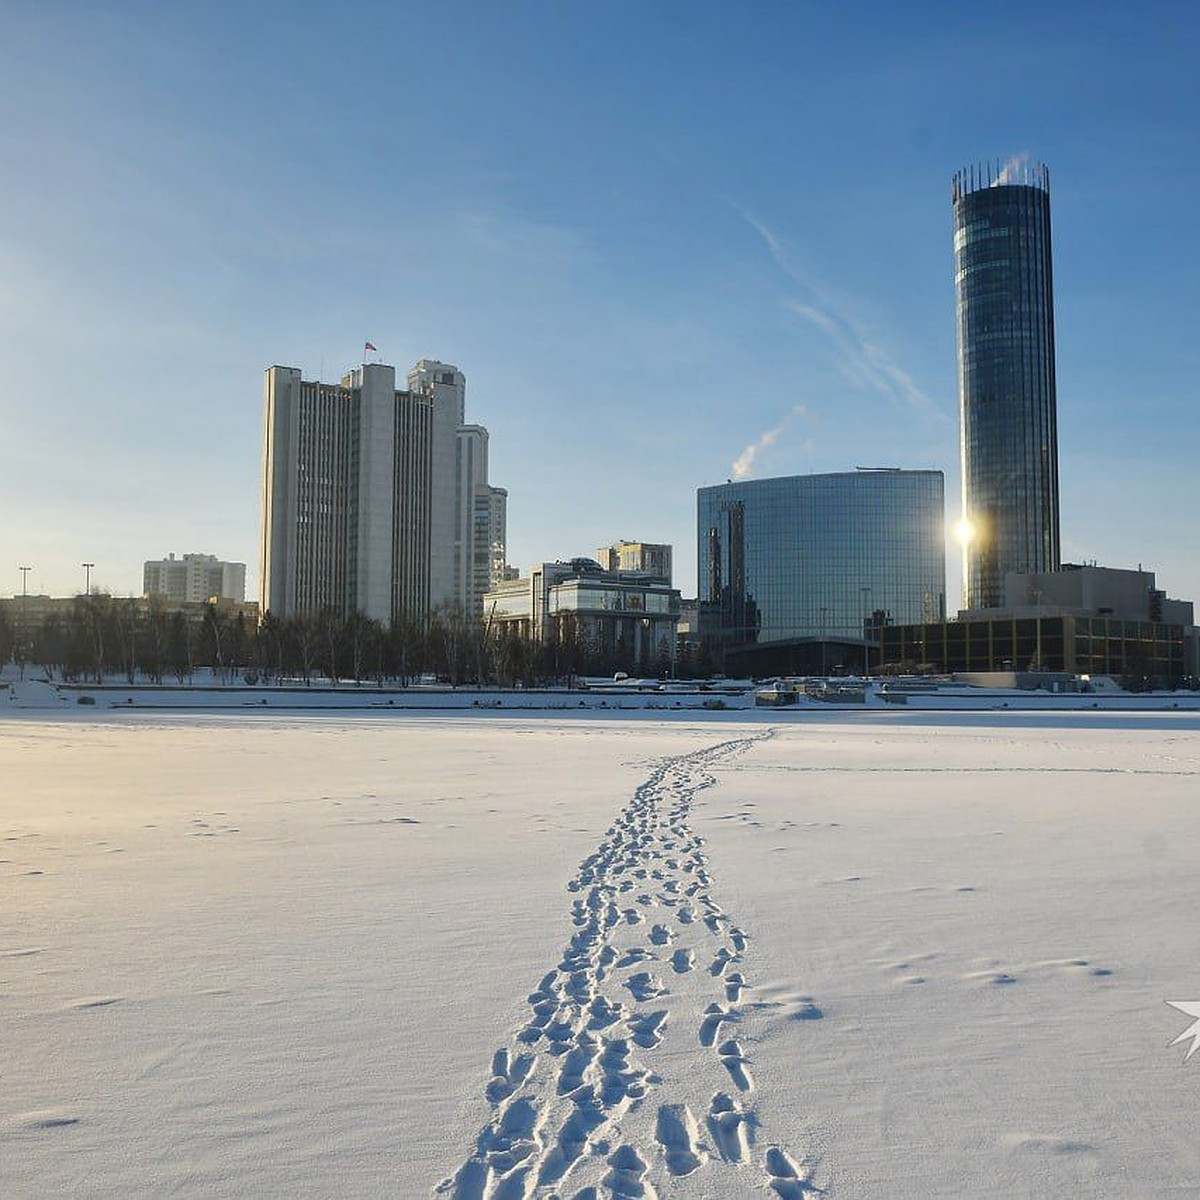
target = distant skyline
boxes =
[3,2,1198,609]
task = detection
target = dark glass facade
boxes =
[953,161,1059,609]
[697,470,945,645]
[880,615,1187,682]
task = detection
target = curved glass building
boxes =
[953,160,1059,609]
[696,470,945,647]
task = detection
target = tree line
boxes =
[1,596,694,687]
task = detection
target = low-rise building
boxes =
[879,564,1197,682]
[484,558,681,667]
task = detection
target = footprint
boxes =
[536,1101,607,1188]
[557,1036,599,1095]
[699,1003,728,1048]
[710,948,736,976]
[765,1145,818,1197]
[485,1048,536,1104]
[587,996,627,1031]
[655,1103,705,1176]
[670,948,695,975]
[629,1009,668,1050]
[708,1092,751,1163]
[648,924,675,946]
[617,947,654,969]
[597,1039,650,1110]
[718,1039,754,1091]
[725,972,747,1003]
[438,1097,546,1196]
[604,1144,658,1199]
[625,972,667,1002]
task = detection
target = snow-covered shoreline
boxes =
[6,675,1200,714]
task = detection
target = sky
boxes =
[2,1,1198,610]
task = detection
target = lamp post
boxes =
[860,585,873,677]
[18,565,31,681]
[82,562,94,596]
[819,605,828,677]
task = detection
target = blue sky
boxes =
[3,1,1198,609]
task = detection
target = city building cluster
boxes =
[5,160,1197,686]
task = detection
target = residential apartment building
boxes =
[143,553,246,604]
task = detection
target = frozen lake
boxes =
[3,709,1199,1197]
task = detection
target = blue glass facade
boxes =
[953,161,1060,609]
[696,470,945,645]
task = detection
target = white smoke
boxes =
[993,151,1034,187]
[731,406,807,480]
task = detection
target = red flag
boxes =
[364,341,377,352]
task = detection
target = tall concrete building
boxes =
[407,361,464,611]
[953,159,1060,609]
[260,362,459,622]
[261,358,507,623]
[406,360,508,616]
[144,553,246,604]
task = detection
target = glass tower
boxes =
[953,160,1060,609]
[697,470,945,645]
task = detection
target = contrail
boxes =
[734,204,951,427]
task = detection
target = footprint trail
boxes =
[435,733,823,1198]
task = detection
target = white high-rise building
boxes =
[260,358,506,623]
[407,360,507,616]
[260,362,459,621]
[474,485,508,615]
[144,553,246,604]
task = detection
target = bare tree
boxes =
[202,603,228,681]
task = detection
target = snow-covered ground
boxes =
[3,709,1199,1197]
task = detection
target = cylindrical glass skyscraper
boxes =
[952,159,1059,610]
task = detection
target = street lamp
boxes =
[819,605,828,677]
[18,565,31,681]
[82,562,94,596]
[860,585,873,677]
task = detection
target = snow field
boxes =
[2,710,1199,1197]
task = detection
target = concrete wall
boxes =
[354,365,398,623]
[260,367,301,617]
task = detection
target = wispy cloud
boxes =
[732,404,808,479]
[455,208,592,265]
[736,207,951,427]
